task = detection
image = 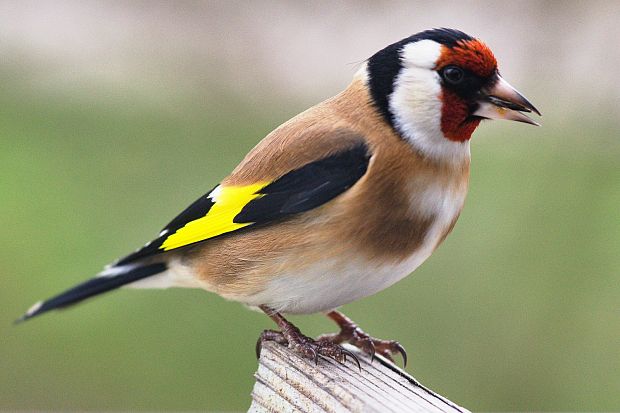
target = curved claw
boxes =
[341,348,361,372]
[255,337,262,359]
[394,342,408,368]
[375,341,408,367]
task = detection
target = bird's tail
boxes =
[16,262,167,323]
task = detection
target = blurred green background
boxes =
[1,1,619,411]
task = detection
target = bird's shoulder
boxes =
[224,102,371,186]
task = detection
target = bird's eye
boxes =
[442,66,465,85]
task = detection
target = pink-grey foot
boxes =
[317,310,407,367]
[256,305,360,370]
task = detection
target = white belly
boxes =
[245,184,466,314]
[243,251,430,314]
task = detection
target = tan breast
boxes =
[189,77,470,304]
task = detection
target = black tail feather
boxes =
[16,262,167,324]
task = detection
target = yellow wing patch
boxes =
[160,182,268,251]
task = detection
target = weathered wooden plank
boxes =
[249,341,470,413]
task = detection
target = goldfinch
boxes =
[18,28,540,367]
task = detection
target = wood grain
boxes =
[249,341,470,413]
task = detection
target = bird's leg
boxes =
[256,305,360,370]
[317,310,408,367]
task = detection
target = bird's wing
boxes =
[114,141,370,266]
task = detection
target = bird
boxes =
[18,28,540,368]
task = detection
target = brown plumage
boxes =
[190,74,469,307]
[19,28,539,369]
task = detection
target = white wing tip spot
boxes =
[26,301,43,317]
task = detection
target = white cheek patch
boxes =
[389,40,470,165]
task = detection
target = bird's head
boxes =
[365,28,540,163]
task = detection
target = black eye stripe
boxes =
[440,66,488,99]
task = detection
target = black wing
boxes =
[115,142,371,266]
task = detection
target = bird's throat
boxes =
[440,90,481,142]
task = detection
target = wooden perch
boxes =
[249,341,470,413]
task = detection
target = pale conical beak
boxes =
[473,76,541,126]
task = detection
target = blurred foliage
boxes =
[1,64,619,412]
